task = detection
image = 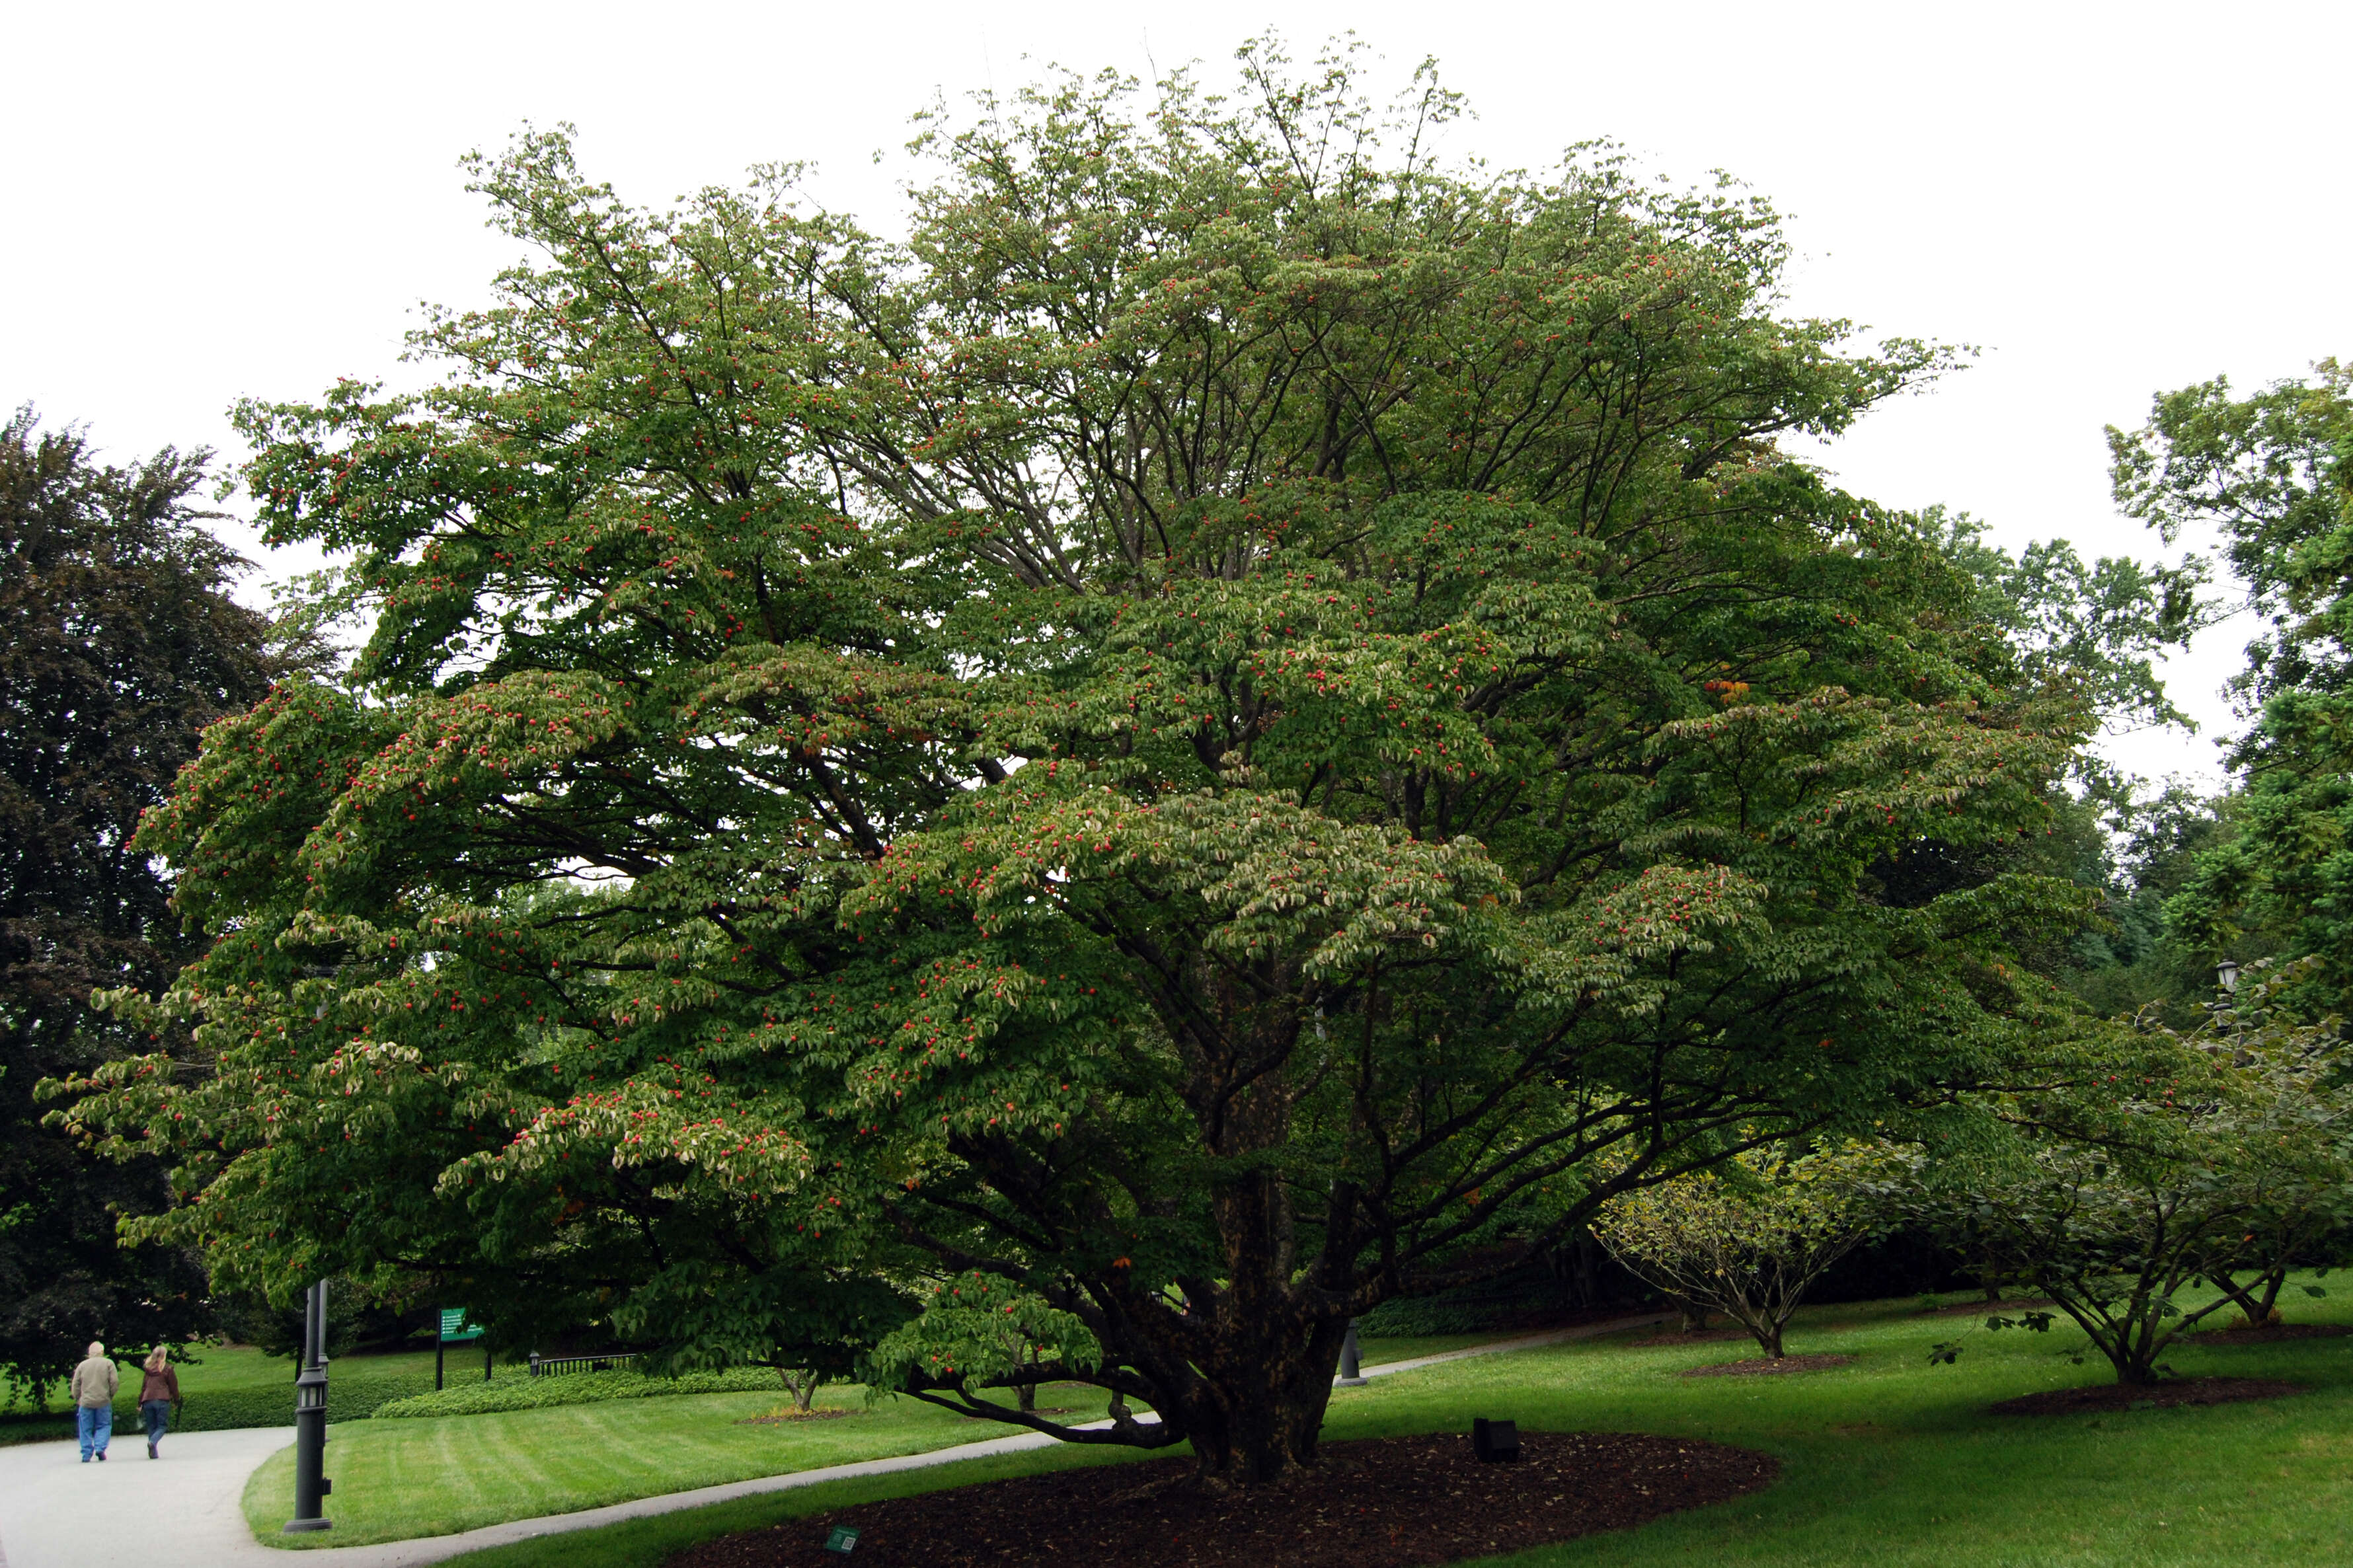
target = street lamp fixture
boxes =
[284,1280,332,1533]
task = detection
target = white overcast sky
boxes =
[9,0,2347,788]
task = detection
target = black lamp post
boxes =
[284,1280,332,1534]
[1336,1318,1367,1386]
[2216,957,2241,996]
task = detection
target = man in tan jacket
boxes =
[70,1341,118,1462]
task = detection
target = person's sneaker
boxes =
[95,1451,106,1461]
[147,1442,157,1459]
[81,1456,89,1463]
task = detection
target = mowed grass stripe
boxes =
[247,1382,1118,1546]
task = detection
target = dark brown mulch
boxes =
[2192,1323,2352,1346]
[1681,1353,1853,1379]
[660,1431,1777,1568]
[1991,1378,2306,1416]
[734,1409,856,1427]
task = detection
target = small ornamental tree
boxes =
[55,47,2171,1483]
[865,1273,1104,1421]
[1923,961,2353,1384]
[608,1263,909,1411]
[1593,1141,1909,1358]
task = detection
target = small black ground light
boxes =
[1471,1417,1520,1462]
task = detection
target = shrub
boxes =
[372,1366,785,1420]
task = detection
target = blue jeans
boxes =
[77,1404,112,1460]
[141,1400,172,1448]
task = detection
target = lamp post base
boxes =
[1335,1318,1368,1386]
[283,1519,334,1534]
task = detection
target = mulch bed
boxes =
[660,1431,1777,1568]
[1682,1354,1853,1378]
[1991,1378,2306,1416]
[2191,1324,2352,1346]
[735,1409,856,1427]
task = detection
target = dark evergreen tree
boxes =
[0,407,276,1396]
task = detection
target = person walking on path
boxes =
[137,1346,181,1459]
[69,1341,118,1462]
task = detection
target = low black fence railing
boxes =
[527,1352,639,1378]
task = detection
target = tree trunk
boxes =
[2217,1265,2288,1328]
[777,1367,820,1412]
[1668,1292,1711,1333]
[2109,1343,2161,1386]
[992,985,1369,1486]
[2102,1300,2167,1386]
[1176,1312,1348,1485]
[2210,1271,2259,1327]
[1168,1004,1350,1485]
[1571,1230,1601,1308]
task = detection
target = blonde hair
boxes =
[144,1346,171,1374]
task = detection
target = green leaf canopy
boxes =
[68,52,2102,1482]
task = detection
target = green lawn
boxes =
[381,1279,2353,1568]
[0,1343,457,1412]
[243,1334,1484,1543]
[0,1341,476,1443]
[4,1342,278,1414]
[245,1380,1119,1546]
[1358,1331,1513,1366]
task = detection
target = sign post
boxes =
[284,1281,332,1533]
[436,1308,483,1392]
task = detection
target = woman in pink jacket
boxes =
[137,1347,182,1459]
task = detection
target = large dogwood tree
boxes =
[63,49,2138,1482]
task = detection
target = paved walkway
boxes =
[0,1313,1665,1568]
[1347,1314,1667,1380]
[0,1423,292,1568]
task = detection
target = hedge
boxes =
[3,1362,803,1444]
[0,1366,526,1445]
[372,1365,787,1419]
